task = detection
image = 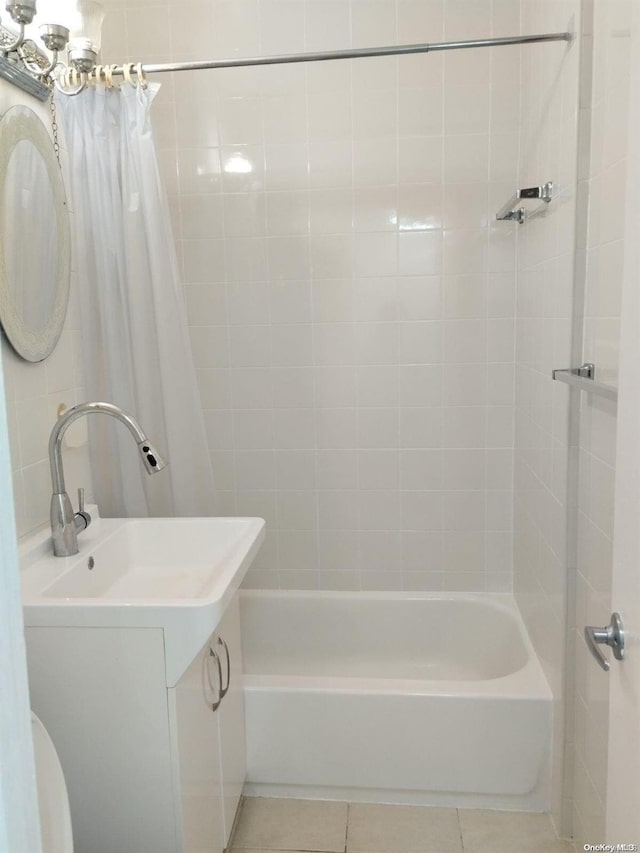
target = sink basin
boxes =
[21,511,265,685]
[42,518,259,600]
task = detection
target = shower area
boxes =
[86,0,623,844]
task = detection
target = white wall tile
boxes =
[272,367,315,407]
[357,365,398,407]
[314,366,357,407]
[316,408,357,448]
[311,235,354,278]
[276,450,317,489]
[270,280,312,324]
[227,283,270,325]
[401,530,443,572]
[398,365,443,407]
[310,190,353,234]
[266,192,309,236]
[274,408,316,449]
[358,450,399,490]
[233,411,275,449]
[399,407,442,448]
[400,449,442,491]
[401,490,443,530]
[319,530,359,572]
[318,450,358,489]
[318,490,358,530]
[358,407,399,448]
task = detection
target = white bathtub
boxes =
[240,591,552,811]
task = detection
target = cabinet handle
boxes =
[204,646,223,711]
[218,636,231,698]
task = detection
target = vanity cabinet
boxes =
[25,592,246,853]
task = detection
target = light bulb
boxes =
[30,0,79,30]
[67,0,104,54]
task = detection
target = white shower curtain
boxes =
[57,83,216,518]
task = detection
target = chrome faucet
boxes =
[49,401,167,557]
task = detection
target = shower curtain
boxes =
[57,83,216,517]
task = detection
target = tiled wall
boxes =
[513,0,580,834]
[0,85,90,540]
[570,0,628,844]
[102,0,520,593]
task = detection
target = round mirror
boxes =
[0,105,70,362]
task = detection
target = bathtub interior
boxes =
[241,591,533,681]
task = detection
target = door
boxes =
[606,4,640,841]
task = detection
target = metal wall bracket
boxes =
[496,181,553,224]
[552,362,618,402]
[571,362,594,379]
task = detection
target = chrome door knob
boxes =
[584,612,625,672]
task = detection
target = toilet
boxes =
[31,713,74,853]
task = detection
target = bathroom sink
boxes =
[21,512,265,684]
[41,518,261,600]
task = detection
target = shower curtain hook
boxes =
[123,62,134,87]
[135,62,148,89]
[105,64,117,89]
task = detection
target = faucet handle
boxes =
[73,487,91,534]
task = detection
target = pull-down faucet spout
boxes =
[49,401,167,557]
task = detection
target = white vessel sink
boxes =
[21,512,265,685]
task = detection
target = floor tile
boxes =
[231,797,348,852]
[458,809,574,853]
[346,803,462,853]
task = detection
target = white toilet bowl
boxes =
[31,713,73,853]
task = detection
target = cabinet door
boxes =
[169,639,225,853]
[216,594,247,845]
[27,627,177,853]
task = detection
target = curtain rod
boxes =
[107,32,572,77]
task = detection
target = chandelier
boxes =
[0,0,104,100]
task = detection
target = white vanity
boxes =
[21,511,265,853]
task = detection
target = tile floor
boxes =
[229,797,576,853]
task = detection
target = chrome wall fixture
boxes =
[584,612,624,672]
[552,362,618,402]
[0,0,104,101]
[496,181,554,224]
[0,0,62,101]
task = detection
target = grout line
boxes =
[456,807,465,852]
[344,801,350,853]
